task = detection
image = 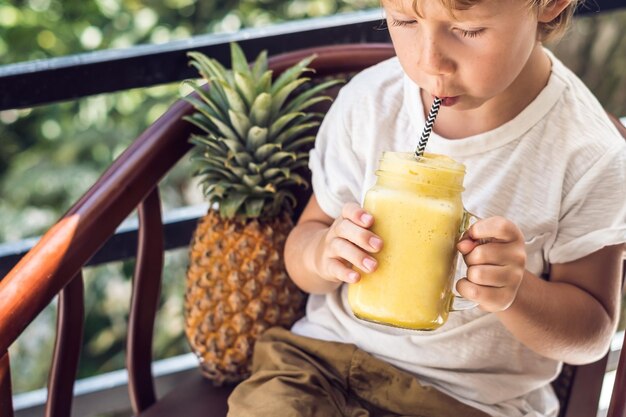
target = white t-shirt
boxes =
[291,50,626,417]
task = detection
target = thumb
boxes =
[457,237,480,255]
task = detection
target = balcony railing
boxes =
[1,4,626,417]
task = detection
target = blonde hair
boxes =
[391,0,581,41]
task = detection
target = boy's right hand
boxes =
[316,202,383,284]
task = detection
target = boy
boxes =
[228,0,626,415]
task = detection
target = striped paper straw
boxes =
[415,97,442,158]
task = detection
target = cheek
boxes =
[388,31,422,78]
[465,39,534,93]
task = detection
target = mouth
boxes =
[434,96,459,107]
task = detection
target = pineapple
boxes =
[182,43,342,385]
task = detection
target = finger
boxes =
[466,265,513,288]
[327,258,360,284]
[464,242,526,267]
[329,237,378,274]
[467,216,523,244]
[341,202,374,228]
[457,237,480,255]
[456,278,516,312]
[335,218,383,252]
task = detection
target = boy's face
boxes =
[382,0,545,111]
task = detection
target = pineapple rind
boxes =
[184,210,306,385]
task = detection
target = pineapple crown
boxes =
[183,43,343,220]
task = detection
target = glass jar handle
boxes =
[451,209,480,311]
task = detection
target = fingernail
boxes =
[361,213,373,224]
[362,258,376,272]
[348,271,360,283]
[369,237,382,250]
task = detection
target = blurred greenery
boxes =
[1,0,625,399]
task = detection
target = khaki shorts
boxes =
[227,327,489,417]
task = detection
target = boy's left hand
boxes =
[456,216,526,313]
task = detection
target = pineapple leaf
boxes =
[218,81,247,114]
[257,70,273,94]
[188,134,228,155]
[270,78,309,119]
[245,198,265,218]
[220,193,248,219]
[248,162,268,174]
[243,174,262,187]
[230,151,253,167]
[229,43,252,77]
[264,167,290,180]
[294,152,310,163]
[188,51,232,84]
[284,135,316,152]
[286,96,333,116]
[187,53,231,110]
[290,159,310,171]
[249,93,272,126]
[267,151,296,166]
[268,112,305,137]
[252,50,268,80]
[234,72,256,107]
[275,122,320,145]
[274,191,298,211]
[220,138,245,154]
[231,183,267,194]
[191,153,228,167]
[183,95,221,124]
[269,112,320,138]
[206,114,239,141]
[271,54,316,95]
[205,84,231,119]
[228,109,251,138]
[246,126,268,152]
[198,165,239,182]
[183,114,218,136]
[254,143,281,161]
[290,173,309,187]
[182,81,225,117]
[204,181,228,198]
[283,79,344,114]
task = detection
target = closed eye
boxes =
[390,18,417,27]
[458,28,485,38]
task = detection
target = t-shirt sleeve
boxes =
[308,88,364,219]
[548,142,626,263]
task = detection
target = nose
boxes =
[416,35,455,76]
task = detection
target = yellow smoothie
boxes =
[348,151,467,330]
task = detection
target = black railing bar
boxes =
[0,9,390,111]
[110,202,209,236]
[0,9,384,77]
[0,203,209,278]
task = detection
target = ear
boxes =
[538,0,572,23]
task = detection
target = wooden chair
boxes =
[0,43,625,417]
